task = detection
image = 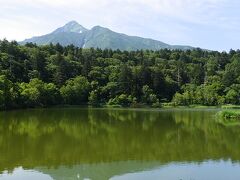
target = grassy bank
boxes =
[221,105,240,109]
[217,110,240,120]
[161,103,219,109]
[216,110,240,126]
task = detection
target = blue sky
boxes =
[0,0,240,51]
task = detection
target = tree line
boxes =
[0,39,240,109]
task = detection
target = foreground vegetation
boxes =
[1,39,240,110]
[221,105,240,109]
[216,109,240,126]
[217,110,240,120]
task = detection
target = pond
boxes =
[0,108,240,180]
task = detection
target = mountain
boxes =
[20,21,194,50]
[52,21,88,34]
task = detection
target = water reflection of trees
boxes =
[0,108,240,172]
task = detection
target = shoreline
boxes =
[1,104,234,112]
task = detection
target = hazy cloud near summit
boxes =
[0,0,240,50]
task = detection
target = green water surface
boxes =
[0,108,240,180]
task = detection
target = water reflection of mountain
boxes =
[37,161,163,180]
[0,108,240,174]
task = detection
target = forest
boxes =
[0,39,240,110]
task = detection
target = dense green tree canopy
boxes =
[0,39,240,109]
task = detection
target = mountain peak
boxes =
[21,21,194,50]
[92,25,109,30]
[66,20,79,25]
[64,20,80,27]
[53,21,88,34]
